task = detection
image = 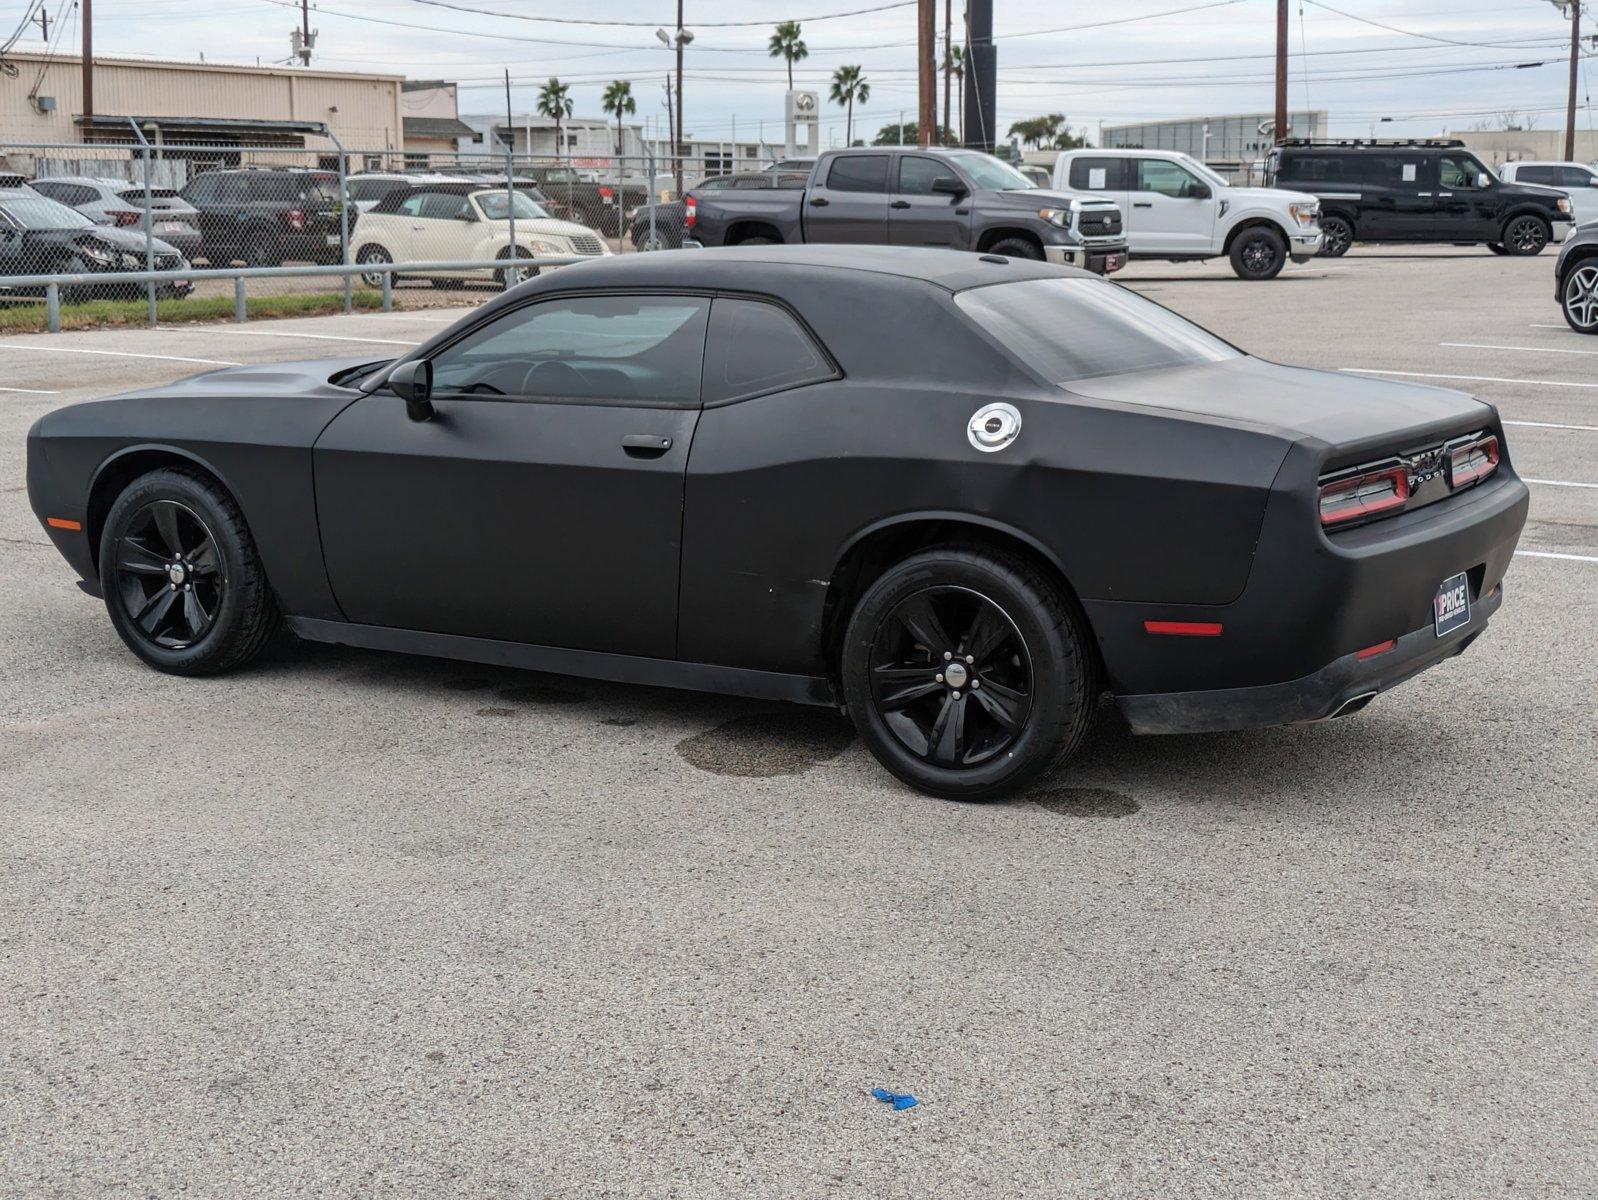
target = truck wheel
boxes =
[1229,227,1287,280]
[1318,215,1353,257]
[1487,242,1509,255]
[1502,215,1550,256]
[735,235,776,246]
[985,237,1043,260]
[839,544,1098,801]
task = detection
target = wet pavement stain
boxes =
[676,711,856,778]
[1028,787,1141,818]
[496,679,593,706]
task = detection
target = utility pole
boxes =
[1565,0,1582,161]
[300,0,313,65]
[1274,0,1288,144]
[32,5,50,40]
[81,0,93,124]
[942,0,951,145]
[917,0,935,148]
[675,0,685,196]
[663,74,674,177]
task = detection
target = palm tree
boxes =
[828,65,870,148]
[601,80,636,157]
[944,45,964,143]
[768,21,807,93]
[536,77,574,163]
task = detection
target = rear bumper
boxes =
[1117,582,1502,734]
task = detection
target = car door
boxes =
[887,153,972,249]
[406,190,473,262]
[1558,166,1598,225]
[1359,153,1434,240]
[804,154,890,243]
[1126,158,1216,254]
[313,292,712,658]
[1435,153,1498,240]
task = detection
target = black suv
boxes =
[179,168,343,266]
[1266,139,1573,257]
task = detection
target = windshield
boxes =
[949,152,1037,191]
[1174,154,1228,188]
[956,277,1241,383]
[0,194,94,230]
[476,189,550,220]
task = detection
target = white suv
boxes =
[1052,149,1323,280]
[1498,161,1598,228]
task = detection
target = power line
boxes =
[397,0,916,27]
[1302,0,1570,49]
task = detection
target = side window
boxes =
[418,192,469,219]
[1559,167,1597,188]
[397,193,429,218]
[702,298,834,404]
[1068,157,1123,190]
[183,175,216,204]
[896,155,948,195]
[1368,156,1424,188]
[824,154,889,194]
[64,184,97,207]
[218,177,251,204]
[1136,159,1202,198]
[1439,156,1484,190]
[30,182,65,202]
[1516,165,1557,185]
[429,295,712,405]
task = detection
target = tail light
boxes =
[1447,434,1499,489]
[108,210,142,226]
[1319,465,1409,529]
[684,195,696,229]
[283,208,307,231]
[599,185,614,202]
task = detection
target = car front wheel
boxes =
[1318,215,1353,257]
[1563,263,1598,334]
[98,468,279,676]
[1502,215,1550,256]
[1230,227,1288,279]
[840,545,1098,800]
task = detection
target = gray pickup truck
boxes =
[682,146,1128,274]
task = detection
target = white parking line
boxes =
[1529,324,1571,331]
[1523,477,1598,489]
[1341,368,1598,390]
[1504,420,1598,432]
[160,326,421,346]
[1516,550,1598,563]
[0,385,59,394]
[1442,341,1598,356]
[0,342,241,367]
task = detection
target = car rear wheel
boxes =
[1563,263,1598,334]
[1318,215,1353,257]
[985,237,1043,261]
[1502,215,1550,256]
[840,546,1097,800]
[357,244,392,288]
[1230,227,1287,279]
[98,468,279,676]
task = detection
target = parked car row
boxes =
[0,188,192,300]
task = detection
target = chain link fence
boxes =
[0,141,799,332]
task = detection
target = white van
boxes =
[1052,148,1323,280]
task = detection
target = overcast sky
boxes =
[13,0,1595,146]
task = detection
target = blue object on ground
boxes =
[871,1088,918,1110]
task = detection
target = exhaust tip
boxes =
[1330,691,1378,720]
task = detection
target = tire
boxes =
[1229,226,1288,280]
[839,545,1098,800]
[243,227,281,268]
[734,235,777,246]
[1487,242,1509,256]
[985,236,1044,261]
[97,468,279,677]
[496,246,539,289]
[1318,215,1353,258]
[1562,261,1598,335]
[1501,214,1550,256]
[356,244,392,288]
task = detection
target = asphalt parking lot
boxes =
[2,246,1593,1197]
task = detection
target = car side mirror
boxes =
[1477,172,1492,189]
[931,175,966,196]
[388,359,434,421]
[1187,182,1212,200]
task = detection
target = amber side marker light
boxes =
[1144,620,1223,637]
[1355,639,1397,661]
[46,517,81,531]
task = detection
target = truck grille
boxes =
[1077,209,1122,237]
[569,234,604,255]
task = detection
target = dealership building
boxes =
[1101,110,1329,175]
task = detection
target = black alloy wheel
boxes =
[1318,216,1353,258]
[840,545,1097,800]
[1502,215,1549,256]
[111,500,224,651]
[1230,227,1287,280]
[868,585,1034,770]
[99,468,279,676]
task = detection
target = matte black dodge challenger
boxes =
[28,245,1529,798]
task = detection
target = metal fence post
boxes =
[504,148,518,290]
[381,270,392,311]
[127,118,157,328]
[647,148,657,252]
[235,277,247,323]
[46,283,60,333]
[326,130,352,314]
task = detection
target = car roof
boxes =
[516,243,1072,294]
[32,176,128,189]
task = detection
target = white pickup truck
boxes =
[1051,148,1324,280]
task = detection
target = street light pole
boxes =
[675,0,685,196]
[1274,0,1288,145]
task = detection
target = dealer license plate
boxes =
[1434,572,1470,637]
[159,222,187,234]
[1103,252,1126,273]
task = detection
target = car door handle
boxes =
[1132,201,1153,208]
[1416,192,1432,197]
[1438,192,1452,197]
[809,197,830,207]
[890,200,911,209]
[622,434,673,456]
